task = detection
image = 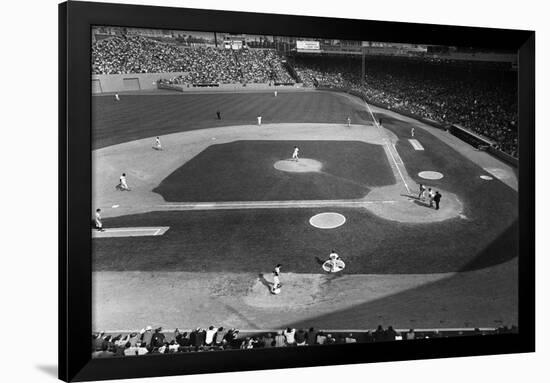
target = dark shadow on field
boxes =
[223,303,260,330]
[282,257,518,330]
[459,220,519,272]
[258,273,273,291]
[400,193,421,200]
[315,256,325,266]
[412,200,432,209]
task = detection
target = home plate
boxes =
[92,227,170,238]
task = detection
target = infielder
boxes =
[115,94,120,101]
[153,136,163,150]
[118,173,130,191]
[94,208,104,231]
[411,127,415,137]
[292,146,299,162]
[257,115,262,126]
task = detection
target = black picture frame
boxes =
[59,1,535,381]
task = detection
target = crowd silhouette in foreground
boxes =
[92,325,517,357]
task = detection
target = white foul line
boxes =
[364,101,411,194]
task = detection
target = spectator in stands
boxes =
[150,327,166,350]
[274,330,286,347]
[374,325,385,342]
[205,325,217,346]
[92,332,105,351]
[386,326,398,341]
[224,328,241,349]
[316,331,327,345]
[262,332,275,348]
[363,331,374,343]
[214,327,225,346]
[284,327,296,346]
[92,343,116,358]
[295,329,307,346]
[306,327,317,345]
[141,325,154,348]
[405,329,416,340]
[193,328,206,349]
[345,333,357,343]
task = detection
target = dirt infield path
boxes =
[93,123,463,223]
[92,258,517,331]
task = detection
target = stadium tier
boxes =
[91,35,517,157]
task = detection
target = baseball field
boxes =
[91,89,518,332]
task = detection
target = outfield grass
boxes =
[92,91,368,149]
[153,140,395,202]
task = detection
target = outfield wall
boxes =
[92,72,300,93]
[91,72,188,93]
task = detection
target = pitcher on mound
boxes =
[292,146,299,162]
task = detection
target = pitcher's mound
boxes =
[274,158,322,173]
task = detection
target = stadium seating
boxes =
[92,36,294,84]
[293,57,518,157]
[91,325,517,357]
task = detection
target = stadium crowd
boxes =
[92,35,294,84]
[293,57,518,157]
[92,35,517,157]
[91,324,517,358]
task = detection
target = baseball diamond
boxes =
[92,89,518,334]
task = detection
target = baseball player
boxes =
[418,183,426,200]
[428,188,435,207]
[94,208,104,231]
[292,146,299,162]
[153,136,163,150]
[328,250,341,273]
[274,264,281,277]
[434,191,442,210]
[271,271,282,295]
[274,90,278,97]
[411,127,415,137]
[257,115,262,126]
[115,94,120,101]
[347,117,351,127]
[118,173,130,191]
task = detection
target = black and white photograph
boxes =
[90,25,520,357]
[5,0,547,382]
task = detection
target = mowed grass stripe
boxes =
[92,91,364,149]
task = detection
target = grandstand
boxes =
[92,32,518,157]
